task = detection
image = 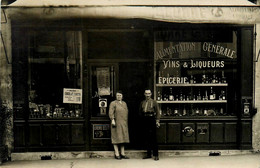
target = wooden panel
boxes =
[168,123,181,143]
[71,124,84,145]
[29,124,41,146]
[241,122,252,143]
[157,123,166,144]
[14,124,25,147]
[182,123,195,143]
[210,123,224,143]
[196,123,209,143]
[57,124,70,145]
[241,28,253,97]
[42,124,56,145]
[225,122,237,143]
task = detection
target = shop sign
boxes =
[158,59,226,84]
[63,88,82,104]
[155,42,236,60]
[93,124,110,139]
[97,67,111,96]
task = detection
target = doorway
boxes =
[119,62,153,149]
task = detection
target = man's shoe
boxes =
[154,156,159,161]
[143,156,152,159]
[114,155,121,160]
[120,155,129,159]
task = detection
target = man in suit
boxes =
[139,89,160,161]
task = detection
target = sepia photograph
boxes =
[0,0,260,167]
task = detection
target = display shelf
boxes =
[156,83,228,87]
[157,100,227,104]
[28,118,84,122]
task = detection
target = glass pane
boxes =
[87,31,149,59]
[91,65,116,117]
[28,31,83,119]
[154,29,238,117]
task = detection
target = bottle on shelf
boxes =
[205,89,208,100]
[202,71,206,84]
[195,107,200,116]
[166,107,172,116]
[209,87,216,100]
[212,71,216,83]
[183,106,187,116]
[203,107,208,116]
[220,107,224,115]
[157,90,162,101]
[215,73,219,83]
[169,87,174,101]
[175,94,179,101]
[174,108,180,116]
[197,89,202,100]
[222,90,226,100]
[163,92,168,101]
[179,90,183,101]
[221,71,227,83]
[190,74,194,84]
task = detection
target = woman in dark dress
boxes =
[109,91,130,160]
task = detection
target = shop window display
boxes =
[28,31,83,119]
[154,30,238,117]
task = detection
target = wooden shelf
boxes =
[156,83,228,87]
[157,100,227,104]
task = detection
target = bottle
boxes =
[157,90,162,101]
[220,107,224,115]
[198,90,202,100]
[221,71,227,83]
[222,90,226,100]
[205,90,208,100]
[206,75,209,83]
[190,75,194,84]
[169,88,174,101]
[209,87,216,100]
[195,107,200,115]
[203,108,208,116]
[174,108,179,116]
[179,90,183,101]
[219,92,222,100]
[183,106,187,116]
[202,71,206,84]
[163,92,168,101]
[212,71,216,83]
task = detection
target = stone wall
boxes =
[0,10,13,158]
[252,24,260,152]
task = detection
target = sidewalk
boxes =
[1,153,260,168]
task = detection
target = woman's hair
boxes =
[116,90,123,95]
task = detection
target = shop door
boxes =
[119,62,153,149]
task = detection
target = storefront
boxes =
[1,0,260,155]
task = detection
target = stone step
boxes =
[11,150,254,161]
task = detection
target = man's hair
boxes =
[144,88,152,93]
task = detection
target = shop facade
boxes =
[1,0,260,158]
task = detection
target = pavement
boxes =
[1,153,260,168]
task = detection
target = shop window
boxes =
[154,29,238,117]
[28,31,83,119]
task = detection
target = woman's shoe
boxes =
[114,155,121,160]
[120,155,129,159]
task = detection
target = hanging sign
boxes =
[63,88,82,104]
[97,67,111,96]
